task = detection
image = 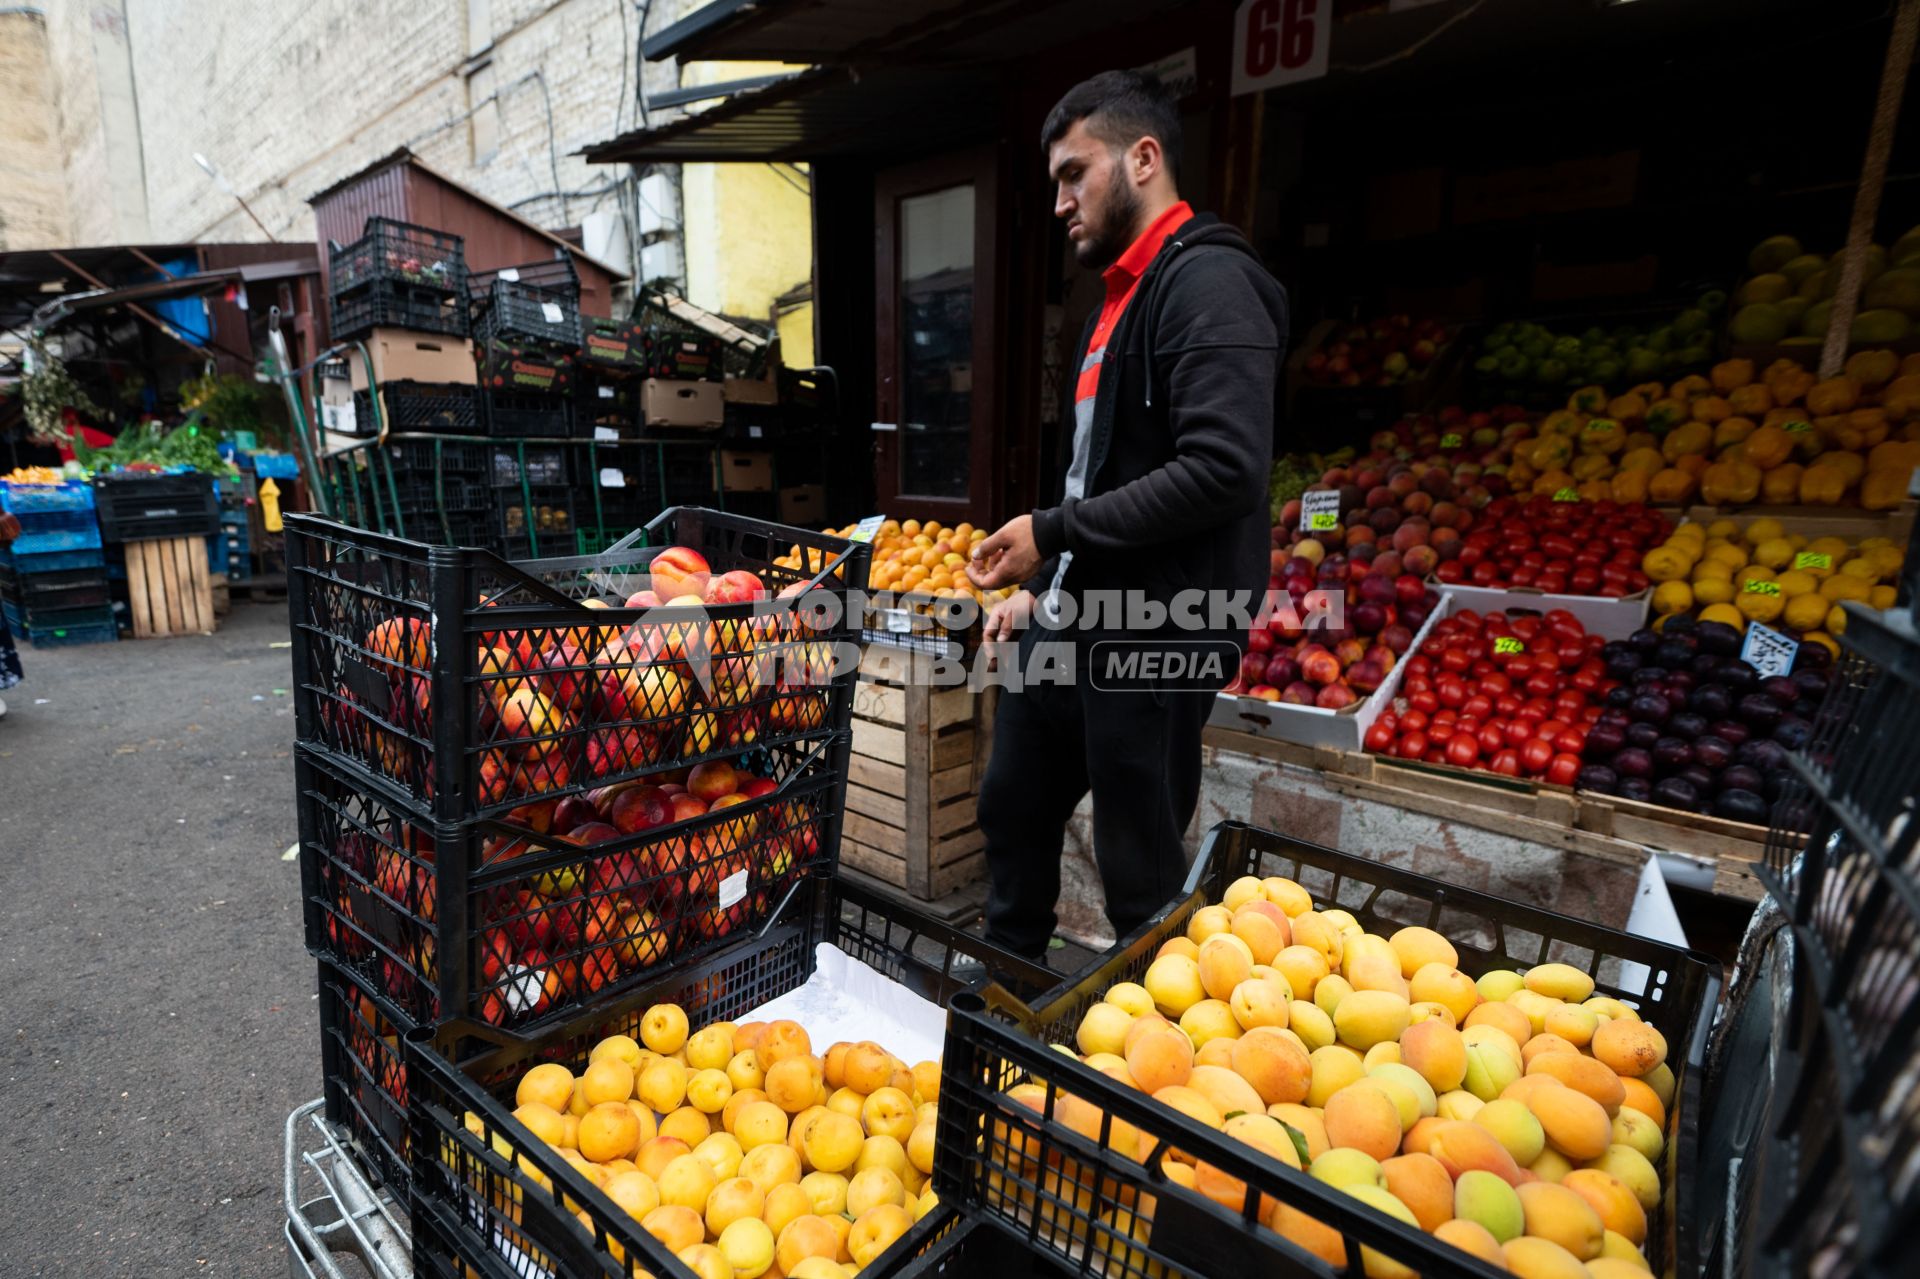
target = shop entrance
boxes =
[871,147,1001,525]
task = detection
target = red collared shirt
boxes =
[1072,200,1193,410]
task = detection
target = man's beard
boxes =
[1073,180,1143,271]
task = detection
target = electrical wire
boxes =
[765,162,811,198]
[1332,0,1488,74]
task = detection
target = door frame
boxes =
[873,145,1001,527]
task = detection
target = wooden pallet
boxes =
[124,535,215,638]
[839,646,997,901]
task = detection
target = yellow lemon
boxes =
[1742,518,1784,546]
[1692,577,1735,606]
[1699,604,1748,632]
[1773,570,1817,598]
[1784,593,1830,632]
[1652,581,1693,615]
[1751,538,1795,570]
[1736,588,1786,624]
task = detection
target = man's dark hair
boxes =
[1040,70,1182,181]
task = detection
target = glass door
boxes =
[874,149,998,525]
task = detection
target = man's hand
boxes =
[981,589,1034,670]
[968,514,1042,590]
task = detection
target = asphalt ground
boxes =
[0,600,311,1276]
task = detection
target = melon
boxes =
[1801,300,1833,338]
[1863,267,1920,318]
[1738,274,1793,307]
[1851,308,1912,345]
[1729,304,1789,345]
[1779,254,1826,287]
[1748,235,1803,275]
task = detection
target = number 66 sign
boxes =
[1232,0,1330,95]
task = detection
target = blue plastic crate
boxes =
[0,480,94,514]
[4,599,115,636]
[249,451,300,479]
[0,544,106,574]
[22,621,117,648]
[10,506,98,536]
[10,525,103,556]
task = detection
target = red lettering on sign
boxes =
[1244,0,1280,78]
[1282,0,1318,70]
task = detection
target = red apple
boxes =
[649,545,711,601]
[610,785,672,834]
[550,796,597,836]
[687,760,739,802]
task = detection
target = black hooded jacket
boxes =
[1027,212,1287,635]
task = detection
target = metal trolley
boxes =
[284,1100,410,1279]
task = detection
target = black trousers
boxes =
[977,631,1216,957]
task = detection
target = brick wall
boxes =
[0,12,71,250]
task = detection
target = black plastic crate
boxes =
[285,507,869,827]
[474,270,583,352]
[938,820,1723,1279]
[489,445,572,488]
[494,487,577,553]
[92,472,219,542]
[1742,602,1920,1277]
[0,564,111,611]
[483,388,574,439]
[352,381,480,437]
[331,218,467,300]
[637,294,737,382]
[468,257,578,302]
[575,373,639,437]
[318,957,414,1193]
[578,315,647,375]
[405,872,1058,1278]
[388,438,491,478]
[331,278,470,342]
[781,367,836,432]
[476,335,574,396]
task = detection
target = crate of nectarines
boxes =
[286,506,870,828]
[936,819,1720,1279]
[406,871,1055,1278]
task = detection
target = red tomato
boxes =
[1430,709,1457,727]
[1482,672,1513,695]
[1519,737,1555,774]
[1365,722,1395,752]
[1408,688,1439,715]
[1554,692,1586,717]
[1440,647,1472,674]
[1399,710,1430,733]
[1494,694,1522,717]
[1445,734,1481,768]
[1397,732,1428,760]
[1477,722,1506,755]
[1463,694,1493,720]
[1554,728,1587,755]
[1524,671,1560,699]
[1570,669,1600,695]
[1437,675,1468,708]
[1505,720,1535,748]
[1539,720,1569,741]
[1489,749,1522,777]
[1545,752,1582,786]
[1428,723,1455,743]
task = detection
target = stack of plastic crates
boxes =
[636,290,764,381]
[0,479,114,646]
[473,259,580,438]
[1704,598,1920,1278]
[213,475,251,582]
[330,218,469,341]
[285,507,870,1196]
[486,442,575,559]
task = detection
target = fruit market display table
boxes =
[840,645,997,913]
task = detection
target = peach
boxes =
[1290,1000,1335,1051]
[1369,1062,1437,1118]
[1222,874,1265,911]
[1502,1235,1589,1279]
[1149,1084,1224,1138]
[847,1166,905,1216]
[641,1203,705,1253]
[1521,1032,1582,1068]
[1334,990,1411,1051]
[1262,876,1314,916]
[1517,1180,1603,1260]
[1186,904,1234,944]
[660,1105,712,1146]
[1427,1119,1524,1186]
[734,1099,790,1151]
[1474,1097,1547,1166]
[1476,970,1526,1002]
[802,1109,864,1174]
[1502,1074,1559,1109]
[1506,990,1562,1037]
[1342,1183,1423,1278]
[1617,1077,1665,1129]
[705,1175,767,1236]
[1409,963,1479,1023]
[1528,1051,1626,1113]
[637,1135,692,1180]
[1524,963,1595,1003]
[580,1102,642,1162]
[1290,911,1343,968]
[1156,936,1199,962]
[1454,1167,1526,1242]
[1528,1081,1613,1162]
[1643,1062,1675,1111]
[1232,1027,1311,1105]
[1591,1144,1660,1212]
[1589,1259,1654,1279]
[1544,1003,1599,1048]
[1591,1020,1667,1078]
[641,1003,691,1055]
[740,1141,803,1193]
[1463,1043,1523,1103]
[1143,954,1206,1017]
[649,545,711,600]
[1432,1218,1506,1266]
[1401,1114,1445,1157]
[517,1062,575,1111]
[1310,1146,1386,1190]
[723,1087,770,1135]
[1599,1230,1652,1269]
[1194,1038,1235,1069]
[1231,903,1291,964]
[1308,1044,1366,1107]
[801,1170,849,1216]
[639,1058,689,1113]
[1269,1102,1329,1159]
[1195,1112,1301,1211]
[1125,1025,1194,1093]
[1272,945,1331,1000]
[1465,1001,1535,1050]
[696,1132,745,1179]
[1387,926,1458,978]
[658,1151,719,1212]
[1076,1000,1135,1058]
[1611,1107,1665,1163]
[848,1203,913,1267]
[1313,973,1354,1019]
[767,1056,826,1113]
[1269,1203,1348,1266]
[512,1102,566,1147]
[1198,934,1255,1002]
[718,1215,777,1278]
[1400,1018,1467,1093]
[1323,1081,1402,1160]
[1437,1089,1484,1122]
[840,1040,895,1095]
[861,1087,916,1143]
[1229,978,1292,1032]
[1178,998,1240,1048]
[1381,1152,1453,1231]
[1530,1147,1574,1183]
[1562,1168,1647,1245]
[687,1068,733,1114]
[1189,1064,1265,1119]
[776,1215,842,1274]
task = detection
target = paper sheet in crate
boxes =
[478,941,946,1277]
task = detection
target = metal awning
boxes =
[585,64,988,164]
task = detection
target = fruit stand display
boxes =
[1471,297,1726,406]
[1728,228,1920,351]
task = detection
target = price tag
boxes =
[593,426,619,443]
[884,608,913,634]
[1741,622,1797,679]
[540,302,565,324]
[1439,433,1462,449]
[1746,580,1782,597]
[1302,489,1341,532]
[598,385,616,399]
[1494,636,1524,655]
[748,425,763,439]
[850,515,885,543]
[323,400,357,434]
[717,869,748,910]
[1784,420,1811,434]
[598,467,625,489]
[1232,0,1330,95]
[497,268,520,282]
[1794,551,1831,571]
[1553,488,1580,502]
[1585,418,1614,432]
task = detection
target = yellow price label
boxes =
[1308,512,1338,531]
[1794,552,1831,571]
[1440,434,1462,449]
[1784,421,1812,434]
[1747,580,1782,597]
[1553,488,1580,502]
[1494,636,1525,654]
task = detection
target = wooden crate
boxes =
[124,535,216,638]
[839,646,996,900]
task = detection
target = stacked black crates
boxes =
[472,259,579,438]
[0,480,114,646]
[287,509,871,1193]
[329,219,469,341]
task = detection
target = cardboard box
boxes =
[1432,582,1650,640]
[779,484,826,525]
[348,327,476,390]
[718,449,774,492]
[724,367,780,405]
[641,378,724,429]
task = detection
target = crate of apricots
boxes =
[1643,515,1907,650]
[774,519,1016,659]
[407,872,1054,1279]
[936,820,1719,1279]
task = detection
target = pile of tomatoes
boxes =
[1363,606,1625,783]
[1431,497,1668,597]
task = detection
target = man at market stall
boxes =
[967,70,1287,959]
